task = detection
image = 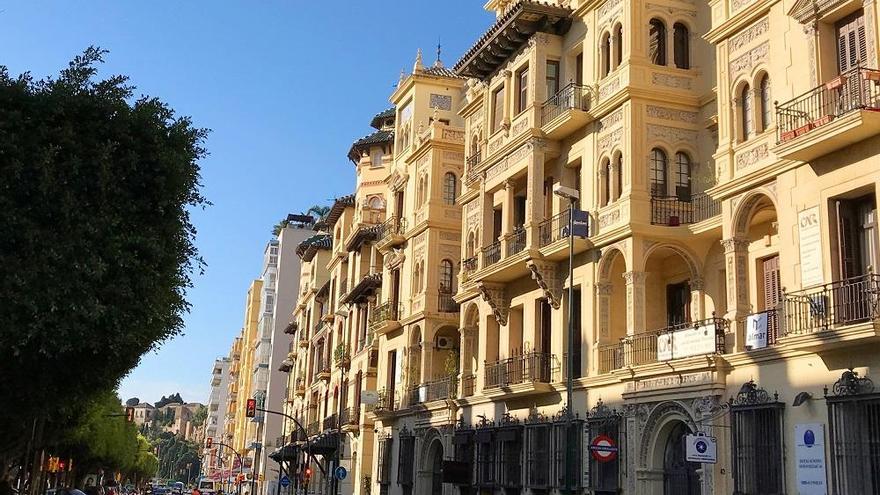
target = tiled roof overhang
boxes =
[340,273,382,304]
[344,224,382,252]
[320,194,356,230]
[370,108,396,130]
[347,129,394,164]
[454,0,573,80]
[295,234,332,261]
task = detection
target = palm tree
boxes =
[307,204,331,221]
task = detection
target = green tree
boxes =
[190,405,207,427]
[0,48,208,463]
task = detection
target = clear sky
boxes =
[1,1,493,404]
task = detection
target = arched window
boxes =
[443,173,457,204]
[614,154,623,201]
[741,84,754,140]
[467,231,476,257]
[759,74,772,131]
[650,148,668,197]
[439,259,454,294]
[601,158,611,206]
[649,19,667,65]
[413,262,421,295]
[674,152,692,200]
[614,24,624,67]
[601,32,611,76]
[674,23,689,69]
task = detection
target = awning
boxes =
[268,443,300,463]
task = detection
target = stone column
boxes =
[479,185,493,270]
[501,180,516,257]
[690,277,705,322]
[623,271,648,335]
[722,238,750,352]
[525,139,546,248]
[598,165,609,207]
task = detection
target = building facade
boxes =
[268,0,880,494]
[205,357,232,477]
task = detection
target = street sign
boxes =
[794,423,827,494]
[685,433,717,464]
[334,466,347,481]
[279,475,290,488]
[361,390,378,405]
[589,434,618,463]
[571,209,590,238]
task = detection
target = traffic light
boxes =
[245,399,256,418]
[303,467,312,484]
[205,437,213,449]
[125,406,135,422]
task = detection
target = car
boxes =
[170,483,184,495]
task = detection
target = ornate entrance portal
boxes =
[662,421,700,495]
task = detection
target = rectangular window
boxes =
[575,53,584,86]
[397,434,415,486]
[835,193,877,279]
[553,421,583,489]
[497,428,522,488]
[546,60,560,99]
[526,424,551,488]
[731,404,785,494]
[586,418,619,492]
[492,86,506,132]
[828,394,880,493]
[377,437,393,485]
[475,430,496,487]
[517,66,529,114]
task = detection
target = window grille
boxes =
[730,381,785,495]
[826,370,880,494]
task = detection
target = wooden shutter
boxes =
[837,199,860,279]
[836,10,866,73]
[762,256,781,309]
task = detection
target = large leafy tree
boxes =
[0,48,208,462]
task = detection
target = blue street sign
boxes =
[334,466,347,481]
[279,475,290,488]
[571,209,590,238]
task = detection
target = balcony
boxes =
[369,300,403,335]
[297,336,309,348]
[540,83,593,140]
[775,66,880,161]
[483,352,557,398]
[294,379,305,397]
[438,292,459,313]
[783,274,880,339]
[482,241,502,267]
[323,413,338,432]
[465,151,483,185]
[598,317,727,373]
[505,228,526,256]
[425,376,458,402]
[283,321,298,335]
[333,343,351,369]
[314,359,331,382]
[306,420,320,438]
[339,406,361,432]
[460,373,476,398]
[538,208,571,248]
[372,388,400,416]
[650,193,720,226]
[376,216,407,252]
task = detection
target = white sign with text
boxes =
[795,423,828,495]
[657,323,717,361]
[745,312,769,350]
[798,207,824,287]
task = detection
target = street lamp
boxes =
[552,183,580,495]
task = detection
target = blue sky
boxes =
[1,1,493,404]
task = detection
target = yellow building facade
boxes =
[275,1,880,494]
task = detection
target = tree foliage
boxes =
[0,47,208,457]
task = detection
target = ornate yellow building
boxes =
[275,0,880,494]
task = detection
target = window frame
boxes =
[442,172,457,205]
[546,59,560,99]
[673,22,690,69]
[649,19,667,66]
[492,85,506,132]
[650,148,668,197]
[516,66,529,114]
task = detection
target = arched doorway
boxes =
[427,439,444,495]
[662,422,699,495]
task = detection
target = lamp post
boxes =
[552,183,580,495]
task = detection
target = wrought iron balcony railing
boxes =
[506,228,526,255]
[541,83,592,125]
[597,317,727,373]
[783,274,880,336]
[306,420,320,437]
[378,216,407,244]
[466,152,483,183]
[340,406,360,426]
[438,292,459,313]
[461,256,478,274]
[461,373,476,397]
[369,300,402,328]
[482,241,501,267]
[484,351,556,389]
[650,192,720,226]
[425,376,458,402]
[323,413,338,431]
[777,66,880,143]
[538,208,571,247]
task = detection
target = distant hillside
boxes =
[154,393,185,408]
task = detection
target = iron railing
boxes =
[777,66,880,143]
[598,317,727,373]
[482,241,501,266]
[741,308,780,348]
[783,274,880,336]
[438,292,459,312]
[333,343,350,368]
[374,388,398,413]
[425,376,458,402]
[484,352,556,388]
[506,228,526,255]
[378,216,407,243]
[650,192,720,225]
[369,300,402,328]
[541,83,592,125]
[538,208,571,247]
[466,151,483,179]
[323,413,338,431]
[340,406,360,426]
[461,373,476,397]
[461,256,478,274]
[306,420,320,437]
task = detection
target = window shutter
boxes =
[762,256,781,309]
[836,10,866,73]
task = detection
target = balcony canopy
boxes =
[454,0,572,80]
[341,272,382,304]
[345,224,383,252]
[317,194,355,230]
[294,233,332,262]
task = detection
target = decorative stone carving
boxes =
[527,260,563,309]
[598,208,620,228]
[732,0,755,12]
[430,94,453,111]
[598,77,621,99]
[598,128,623,153]
[735,143,769,170]
[651,72,692,89]
[595,282,613,296]
[484,142,532,181]
[647,124,698,144]
[597,0,623,19]
[385,247,406,270]
[729,41,770,79]
[728,17,770,55]
[646,105,698,124]
[598,108,625,132]
[646,3,696,15]
[477,282,507,326]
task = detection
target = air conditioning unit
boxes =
[436,336,456,349]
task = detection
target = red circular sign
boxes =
[589,434,618,463]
